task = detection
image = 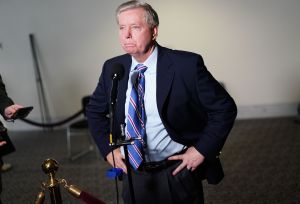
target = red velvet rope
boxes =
[79,191,106,204]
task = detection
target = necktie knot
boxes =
[135,64,147,74]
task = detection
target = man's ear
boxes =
[152,26,158,40]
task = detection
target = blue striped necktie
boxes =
[126,64,147,170]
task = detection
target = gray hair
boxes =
[116,1,159,28]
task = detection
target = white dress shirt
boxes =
[124,46,185,162]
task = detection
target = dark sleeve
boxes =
[193,56,237,161]
[0,75,14,117]
[86,62,111,158]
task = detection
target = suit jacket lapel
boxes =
[156,47,174,115]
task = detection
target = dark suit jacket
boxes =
[86,45,237,184]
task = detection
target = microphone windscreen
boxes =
[110,63,124,80]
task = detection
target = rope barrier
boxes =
[20,109,83,128]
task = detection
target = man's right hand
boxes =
[106,148,127,174]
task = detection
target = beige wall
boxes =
[1,0,300,130]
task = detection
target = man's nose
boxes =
[125,28,132,39]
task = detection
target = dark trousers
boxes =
[122,161,204,204]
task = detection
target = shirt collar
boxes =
[130,46,158,73]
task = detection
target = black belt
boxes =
[139,159,179,173]
[138,148,187,173]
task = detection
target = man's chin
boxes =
[124,50,137,55]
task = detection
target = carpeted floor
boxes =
[1,117,300,203]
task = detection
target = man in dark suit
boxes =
[0,74,23,202]
[86,1,237,204]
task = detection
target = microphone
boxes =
[110,63,125,80]
[109,64,124,144]
[110,63,124,104]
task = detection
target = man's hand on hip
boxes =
[168,146,205,176]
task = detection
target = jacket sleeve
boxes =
[86,62,112,158]
[193,56,237,161]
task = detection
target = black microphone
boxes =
[109,63,124,144]
[110,63,125,104]
[110,63,125,80]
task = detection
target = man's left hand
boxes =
[168,146,205,176]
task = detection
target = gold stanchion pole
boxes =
[34,158,106,204]
[34,189,45,204]
[40,158,62,204]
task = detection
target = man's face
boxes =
[118,8,157,61]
